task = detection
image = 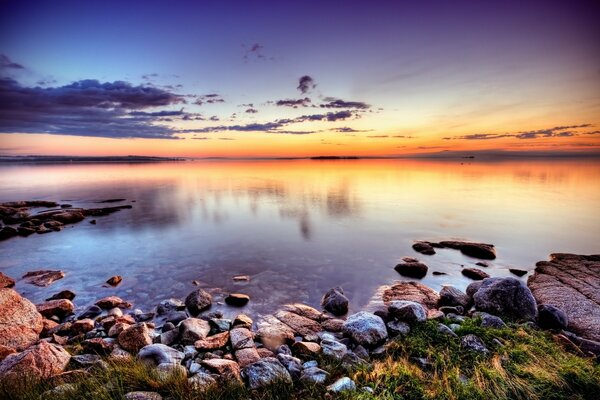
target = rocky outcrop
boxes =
[473,277,537,321]
[528,253,600,341]
[0,341,70,381]
[0,288,43,356]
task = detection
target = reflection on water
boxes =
[0,159,599,319]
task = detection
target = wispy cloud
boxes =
[275,97,311,108]
[444,124,592,140]
[320,97,370,110]
[0,54,24,70]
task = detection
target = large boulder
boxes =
[36,299,75,319]
[528,253,600,341]
[0,341,70,381]
[473,277,537,321]
[438,241,496,260]
[321,287,349,316]
[184,289,212,315]
[0,288,43,355]
[242,357,292,389]
[342,312,388,348]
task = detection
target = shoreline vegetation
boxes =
[1,201,599,399]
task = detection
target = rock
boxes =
[82,338,114,355]
[235,347,261,367]
[201,358,241,381]
[46,290,76,301]
[282,303,331,322]
[137,344,184,366]
[0,341,70,381]
[528,253,600,341]
[438,286,471,309]
[71,319,95,334]
[188,372,217,390]
[438,240,496,260]
[274,310,322,340]
[381,281,440,311]
[476,262,489,268]
[412,241,436,255]
[70,354,106,369]
[460,334,489,355]
[157,298,185,315]
[301,366,329,383]
[0,226,18,241]
[0,288,43,354]
[230,328,254,352]
[509,269,528,277]
[36,299,74,318]
[195,331,229,351]
[474,277,537,321]
[256,315,295,350]
[303,360,318,368]
[156,362,187,379]
[232,314,253,329]
[440,306,464,315]
[321,338,347,360]
[124,392,162,400]
[320,318,344,332]
[342,312,388,348]
[561,331,600,357]
[292,341,322,357]
[185,289,212,315]
[233,275,250,281]
[224,293,250,307]
[210,318,232,332]
[79,305,102,319]
[437,323,458,337]
[276,353,303,379]
[479,313,507,329]
[48,211,85,224]
[538,305,568,330]
[321,287,349,316]
[22,270,65,287]
[394,261,428,279]
[461,268,490,280]
[118,323,152,352]
[387,320,410,336]
[96,296,131,309]
[242,357,292,389]
[257,348,275,358]
[327,377,356,393]
[106,275,122,286]
[388,300,427,323]
[0,272,15,288]
[466,281,484,298]
[180,318,211,344]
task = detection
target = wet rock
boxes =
[321,287,349,316]
[124,391,162,400]
[528,253,600,341]
[36,299,74,319]
[394,261,428,279]
[185,289,212,315]
[0,272,15,288]
[274,310,322,340]
[0,226,18,241]
[242,357,292,389]
[138,344,184,366]
[474,277,537,321]
[118,323,153,352]
[156,298,185,315]
[79,305,102,319]
[462,268,490,280]
[46,290,76,301]
[438,286,471,309]
[412,241,436,255]
[0,288,43,355]
[201,358,241,381]
[301,366,329,384]
[509,268,528,277]
[292,341,322,357]
[388,300,427,323]
[327,377,356,393]
[438,241,496,260]
[180,318,210,344]
[461,334,489,355]
[538,305,568,330]
[0,341,70,381]
[22,270,65,287]
[342,312,388,348]
[387,320,410,336]
[232,314,253,329]
[96,296,131,309]
[225,293,250,307]
[106,275,122,286]
[321,338,347,360]
[195,331,229,351]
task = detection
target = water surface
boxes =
[1,159,599,319]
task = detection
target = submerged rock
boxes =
[461,268,490,281]
[412,241,436,255]
[22,270,65,287]
[438,241,496,260]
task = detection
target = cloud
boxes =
[297,76,316,94]
[444,124,592,141]
[0,77,186,139]
[331,127,370,133]
[275,97,311,108]
[243,43,272,62]
[245,108,258,113]
[194,94,224,106]
[320,97,370,109]
[0,55,24,70]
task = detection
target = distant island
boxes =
[0,155,185,163]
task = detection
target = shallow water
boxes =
[1,159,599,319]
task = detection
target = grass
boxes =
[1,318,598,400]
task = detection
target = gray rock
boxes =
[461,334,489,355]
[179,318,210,344]
[437,323,458,337]
[302,360,318,368]
[327,377,356,393]
[538,304,568,330]
[138,344,185,365]
[300,366,329,384]
[473,278,537,321]
[188,372,216,390]
[242,357,292,389]
[449,323,461,331]
[479,313,507,329]
[466,281,484,298]
[157,363,187,379]
[321,287,349,316]
[275,344,292,356]
[157,299,184,315]
[209,318,232,333]
[386,320,411,336]
[342,312,388,348]
[276,353,303,379]
[388,300,427,323]
[438,286,471,309]
[320,338,347,360]
[353,345,370,361]
[185,289,212,316]
[125,392,162,400]
[160,329,180,346]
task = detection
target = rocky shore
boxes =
[1,246,599,399]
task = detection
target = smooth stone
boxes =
[388,300,427,323]
[224,293,250,307]
[342,312,388,348]
[320,338,347,360]
[138,344,184,365]
[474,277,537,321]
[394,261,428,279]
[179,318,211,345]
[327,377,356,393]
[461,268,490,281]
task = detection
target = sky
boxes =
[0,0,599,158]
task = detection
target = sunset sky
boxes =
[1,0,599,158]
